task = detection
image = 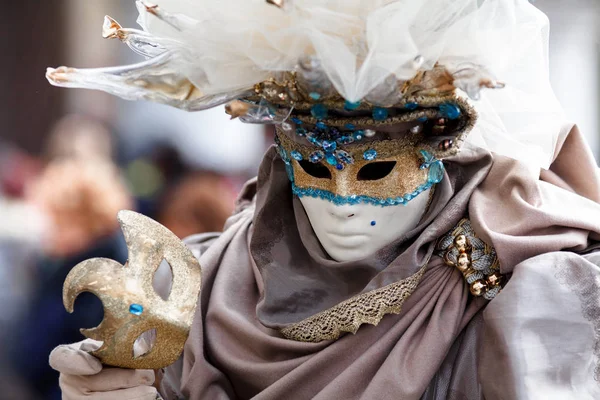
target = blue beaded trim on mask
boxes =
[277,144,445,207]
[291,182,435,207]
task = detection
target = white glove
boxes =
[49,339,161,400]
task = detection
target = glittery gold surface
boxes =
[63,210,202,369]
[251,65,462,111]
[278,132,427,200]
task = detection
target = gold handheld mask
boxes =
[63,210,201,369]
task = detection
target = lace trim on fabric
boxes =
[280,264,427,343]
[555,261,600,381]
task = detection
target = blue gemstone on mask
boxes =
[291,117,303,125]
[129,304,144,316]
[363,149,377,161]
[326,153,338,166]
[316,121,327,130]
[344,100,361,110]
[296,127,307,136]
[428,160,445,183]
[322,140,337,152]
[336,163,344,170]
[371,220,376,226]
[405,102,419,110]
[417,116,428,122]
[311,104,328,119]
[372,107,389,121]
[439,103,461,120]
[335,150,353,164]
[345,123,356,130]
[353,130,364,141]
[309,151,324,163]
[309,92,321,100]
[291,150,303,161]
[337,136,354,145]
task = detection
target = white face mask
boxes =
[299,188,432,262]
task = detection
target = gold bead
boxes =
[470,279,487,296]
[454,234,467,249]
[486,271,502,287]
[457,253,470,272]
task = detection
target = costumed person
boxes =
[45,0,600,399]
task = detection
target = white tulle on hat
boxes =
[47,0,565,171]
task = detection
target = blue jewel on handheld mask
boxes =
[309,92,321,100]
[129,304,144,316]
[316,121,327,130]
[371,221,376,226]
[405,102,418,110]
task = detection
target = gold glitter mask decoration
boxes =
[276,96,477,206]
[63,210,202,369]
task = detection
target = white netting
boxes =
[135,0,564,170]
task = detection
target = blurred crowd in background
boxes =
[0,1,598,399]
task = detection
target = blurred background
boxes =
[0,1,598,399]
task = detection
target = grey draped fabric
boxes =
[159,124,600,399]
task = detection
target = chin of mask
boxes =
[299,188,431,262]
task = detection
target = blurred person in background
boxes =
[7,115,133,400]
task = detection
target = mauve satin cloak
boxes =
[159,124,600,399]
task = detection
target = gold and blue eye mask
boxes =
[275,96,477,206]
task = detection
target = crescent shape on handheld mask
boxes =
[62,210,202,370]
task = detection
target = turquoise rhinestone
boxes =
[344,100,361,110]
[316,121,327,130]
[309,92,321,100]
[337,136,354,145]
[372,107,389,121]
[296,127,307,136]
[291,117,303,125]
[428,160,445,183]
[309,151,324,163]
[129,304,144,316]
[363,149,377,161]
[439,103,461,120]
[322,140,337,152]
[345,123,356,130]
[405,102,418,110]
[335,150,353,164]
[326,153,338,166]
[311,104,328,119]
[418,116,428,122]
[353,131,364,141]
[291,150,303,161]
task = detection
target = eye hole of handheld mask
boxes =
[298,160,332,179]
[357,161,397,181]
